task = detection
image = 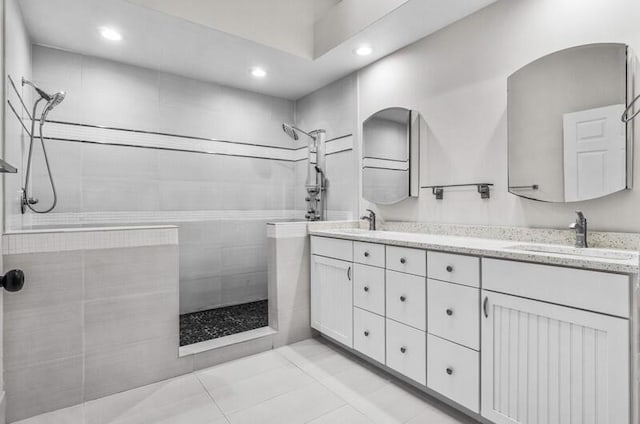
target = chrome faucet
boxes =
[361,209,376,231]
[569,210,588,248]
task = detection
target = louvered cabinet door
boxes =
[481,291,629,424]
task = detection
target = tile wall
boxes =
[1,227,275,423]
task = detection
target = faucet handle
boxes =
[575,210,585,220]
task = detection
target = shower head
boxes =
[41,91,66,121]
[282,123,320,141]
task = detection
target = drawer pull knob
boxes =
[446,367,454,375]
[400,346,407,354]
[400,257,406,264]
[400,295,406,302]
[364,286,369,292]
[446,265,454,272]
[364,251,370,257]
[364,331,369,337]
[446,309,453,316]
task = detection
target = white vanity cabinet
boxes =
[309,233,636,424]
[310,237,354,348]
[481,259,630,424]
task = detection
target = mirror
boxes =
[362,107,420,204]
[508,43,634,202]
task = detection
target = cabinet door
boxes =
[481,291,629,424]
[310,255,353,347]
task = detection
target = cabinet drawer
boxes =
[483,258,630,318]
[354,241,385,268]
[386,319,426,385]
[427,279,479,350]
[354,264,385,315]
[386,270,426,331]
[311,236,353,261]
[427,251,479,287]
[386,246,426,276]
[427,334,479,413]
[353,307,385,364]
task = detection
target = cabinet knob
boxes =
[400,257,406,264]
[364,251,370,257]
[446,265,454,272]
[364,286,369,292]
[400,295,406,302]
[400,346,407,354]
[364,331,369,337]
[446,367,454,375]
[446,308,453,316]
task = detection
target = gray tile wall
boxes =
[2,240,275,422]
[16,46,300,314]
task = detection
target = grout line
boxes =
[194,372,230,422]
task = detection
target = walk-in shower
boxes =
[282,123,327,221]
[21,78,65,214]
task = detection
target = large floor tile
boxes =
[226,382,344,424]
[296,347,366,380]
[85,374,223,424]
[318,364,390,403]
[350,382,431,424]
[275,337,341,368]
[195,349,289,384]
[307,405,374,424]
[200,364,315,414]
[13,404,85,424]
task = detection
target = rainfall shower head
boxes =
[282,123,321,141]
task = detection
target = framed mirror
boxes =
[362,107,420,204]
[508,43,635,202]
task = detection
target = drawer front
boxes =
[427,251,480,287]
[386,246,426,276]
[483,258,630,318]
[311,236,353,262]
[427,279,480,350]
[353,264,385,315]
[427,334,479,413]
[353,307,385,364]
[386,270,426,331]
[386,319,426,385]
[354,241,385,268]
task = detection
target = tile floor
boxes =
[15,338,476,424]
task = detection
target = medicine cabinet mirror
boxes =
[362,107,420,205]
[508,43,635,202]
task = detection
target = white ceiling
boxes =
[18,0,498,100]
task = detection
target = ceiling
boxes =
[18,0,498,100]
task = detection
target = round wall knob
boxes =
[400,346,407,354]
[400,295,406,302]
[364,251,370,257]
[364,331,369,337]
[446,367,454,375]
[1,269,24,292]
[400,257,406,264]
[446,265,454,272]
[446,309,453,316]
[364,286,369,292]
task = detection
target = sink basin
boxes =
[506,244,636,260]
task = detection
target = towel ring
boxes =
[622,94,640,122]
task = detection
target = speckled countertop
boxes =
[309,228,640,274]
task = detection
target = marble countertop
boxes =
[309,228,640,273]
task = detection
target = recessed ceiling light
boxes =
[250,67,267,78]
[355,45,373,56]
[100,27,122,41]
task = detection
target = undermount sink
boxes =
[506,244,636,260]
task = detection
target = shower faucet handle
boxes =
[0,269,24,292]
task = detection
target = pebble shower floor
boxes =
[179,300,269,346]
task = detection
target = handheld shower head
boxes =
[41,91,66,121]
